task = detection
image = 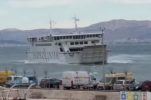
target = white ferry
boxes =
[27,19,107,64]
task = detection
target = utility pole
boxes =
[100,26,106,90]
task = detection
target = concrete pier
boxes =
[0,89,120,100]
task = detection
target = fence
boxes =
[120,91,151,100]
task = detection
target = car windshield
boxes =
[115,81,123,84]
[7,77,12,81]
[125,81,131,84]
[101,77,113,83]
[28,77,36,81]
[14,77,22,80]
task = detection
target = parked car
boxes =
[127,81,142,91]
[5,76,23,87]
[82,80,98,90]
[97,72,134,90]
[27,76,38,86]
[39,78,62,89]
[6,75,38,88]
[141,80,151,91]
[113,80,132,90]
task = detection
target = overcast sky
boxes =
[0,0,151,29]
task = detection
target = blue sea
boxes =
[0,44,151,81]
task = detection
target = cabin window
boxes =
[84,41,88,44]
[58,43,61,46]
[70,42,74,45]
[54,37,57,40]
[81,35,84,39]
[80,41,83,44]
[70,48,83,52]
[75,42,79,45]
[91,41,95,44]
[35,43,51,46]
[66,36,69,39]
[60,48,63,52]
[59,36,61,39]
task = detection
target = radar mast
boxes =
[73,16,79,31]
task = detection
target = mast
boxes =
[73,16,79,31]
[49,19,55,36]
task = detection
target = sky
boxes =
[0,0,151,30]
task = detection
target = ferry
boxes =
[27,18,107,64]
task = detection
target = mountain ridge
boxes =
[0,19,151,44]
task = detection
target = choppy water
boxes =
[0,44,151,81]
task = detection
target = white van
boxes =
[62,71,95,89]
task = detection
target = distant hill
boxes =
[0,19,151,44]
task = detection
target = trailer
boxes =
[62,71,96,89]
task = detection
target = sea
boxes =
[0,43,151,81]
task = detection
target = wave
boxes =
[108,54,151,64]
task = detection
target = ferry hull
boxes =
[27,45,107,64]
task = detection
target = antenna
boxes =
[49,19,53,30]
[73,16,79,31]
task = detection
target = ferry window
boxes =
[118,77,125,80]
[91,41,95,44]
[54,37,56,40]
[70,42,74,45]
[84,41,88,44]
[58,43,61,46]
[60,36,62,39]
[75,36,78,39]
[69,36,72,39]
[73,36,76,39]
[78,35,81,39]
[60,48,63,52]
[66,36,69,39]
[75,42,79,45]
[80,41,83,44]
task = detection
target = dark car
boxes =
[127,81,143,91]
[28,76,38,85]
[39,78,62,89]
[141,81,151,91]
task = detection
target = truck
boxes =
[62,71,96,89]
[0,71,15,85]
[97,72,135,90]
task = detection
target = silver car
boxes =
[113,80,131,90]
